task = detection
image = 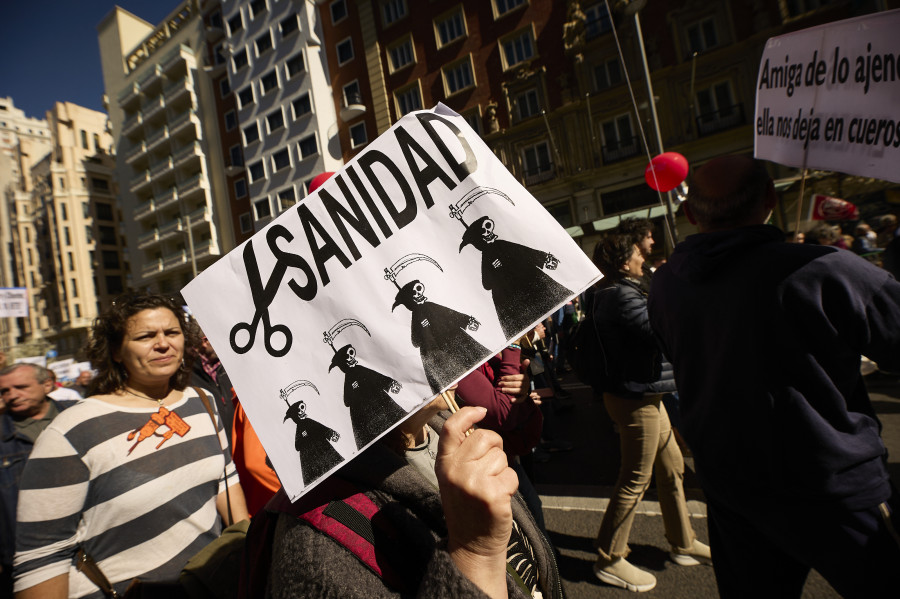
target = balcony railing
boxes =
[124,141,147,163]
[156,187,179,210]
[150,156,174,178]
[146,126,169,148]
[179,173,205,197]
[340,91,366,122]
[601,136,641,164]
[134,198,155,220]
[122,113,142,136]
[523,162,556,186]
[695,103,746,137]
[174,141,201,166]
[143,96,165,120]
[185,205,209,225]
[164,250,188,269]
[157,218,183,240]
[164,78,191,102]
[142,257,164,277]
[118,82,140,106]
[137,229,159,248]
[129,170,151,192]
[169,110,197,136]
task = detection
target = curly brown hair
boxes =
[592,234,637,282]
[85,291,200,395]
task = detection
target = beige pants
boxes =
[595,393,695,560]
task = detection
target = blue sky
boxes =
[1,1,175,119]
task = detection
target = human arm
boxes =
[216,482,250,525]
[436,407,518,599]
[455,351,525,432]
[14,574,67,599]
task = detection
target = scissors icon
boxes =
[230,241,293,357]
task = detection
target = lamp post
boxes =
[614,0,679,247]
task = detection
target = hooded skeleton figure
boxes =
[328,342,406,450]
[391,279,490,394]
[283,397,344,486]
[460,215,574,340]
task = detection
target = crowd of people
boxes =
[1,155,898,599]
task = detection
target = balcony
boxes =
[146,126,169,150]
[142,257,164,277]
[169,110,197,137]
[134,198,155,221]
[523,162,556,187]
[143,96,165,121]
[137,228,159,249]
[178,173,207,199]
[185,205,209,227]
[122,113,143,137]
[129,170,151,193]
[125,141,148,164]
[163,44,193,75]
[157,218,184,241]
[150,156,174,179]
[174,141,201,167]
[601,136,641,164]
[164,250,188,269]
[340,91,366,122]
[155,187,179,211]
[164,78,191,103]
[118,82,141,108]
[193,240,216,260]
[695,103,746,138]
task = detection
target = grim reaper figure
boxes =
[324,319,408,449]
[452,187,574,340]
[281,380,344,486]
[385,254,490,394]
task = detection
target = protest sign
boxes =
[0,288,28,318]
[754,9,900,183]
[47,359,76,382]
[809,193,859,220]
[183,104,601,501]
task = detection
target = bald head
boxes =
[686,156,774,232]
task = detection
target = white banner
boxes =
[183,105,601,501]
[754,9,900,183]
[0,288,28,318]
[48,358,76,382]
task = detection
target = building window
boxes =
[255,198,272,219]
[298,135,318,159]
[443,56,475,96]
[225,110,237,131]
[81,130,89,149]
[685,17,718,56]
[381,0,407,26]
[786,0,836,17]
[230,145,244,167]
[240,212,253,233]
[286,53,305,78]
[387,36,415,72]
[493,0,527,19]
[272,148,291,171]
[96,203,113,220]
[93,133,101,151]
[395,83,422,116]
[343,80,361,107]
[250,0,266,18]
[228,13,243,35]
[600,114,638,163]
[92,177,109,192]
[593,57,623,91]
[64,227,71,245]
[75,304,81,318]
[244,122,260,144]
[277,187,297,211]
[256,31,273,56]
[220,78,231,97]
[584,3,612,39]
[99,226,116,245]
[521,141,553,183]
[106,275,124,294]
[330,0,347,24]
[336,37,354,65]
[462,107,482,135]
[292,93,312,119]
[235,179,248,199]
[695,81,742,136]
[27,248,32,266]
[267,108,285,132]
[280,14,299,37]
[260,70,279,94]
[350,122,367,148]
[501,28,535,70]
[233,48,249,70]
[67,252,75,270]
[209,9,223,29]
[514,88,540,121]
[238,85,254,108]
[85,226,93,243]
[60,203,68,221]
[249,160,265,182]
[102,250,120,268]
[435,7,466,48]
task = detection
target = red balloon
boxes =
[309,171,335,193]
[644,152,689,192]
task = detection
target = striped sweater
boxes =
[13,388,238,598]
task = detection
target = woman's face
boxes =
[115,308,184,387]
[623,244,644,275]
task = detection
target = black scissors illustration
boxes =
[230,240,293,357]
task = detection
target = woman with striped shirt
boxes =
[14,292,248,598]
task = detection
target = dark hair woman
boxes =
[14,292,248,598]
[586,235,709,593]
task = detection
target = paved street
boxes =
[529,371,900,598]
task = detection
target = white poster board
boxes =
[754,9,900,183]
[0,288,28,317]
[183,105,601,501]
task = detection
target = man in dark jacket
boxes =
[648,155,900,598]
[0,363,75,597]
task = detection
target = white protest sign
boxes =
[15,356,47,367]
[754,9,900,183]
[0,288,28,317]
[48,359,76,382]
[183,105,601,501]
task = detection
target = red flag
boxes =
[811,194,859,220]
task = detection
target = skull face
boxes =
[481,218,498,243]
[413,282,426,304]
[345,345,358,368]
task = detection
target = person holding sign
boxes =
[13,292,248,598]
[649,156,900,598]
[262,396,562,599]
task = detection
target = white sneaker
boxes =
[593,557,657,592]
[670,539,711,566]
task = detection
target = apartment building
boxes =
[220,0,343,231]
[318,0,896,256]
[98,1,238,293]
